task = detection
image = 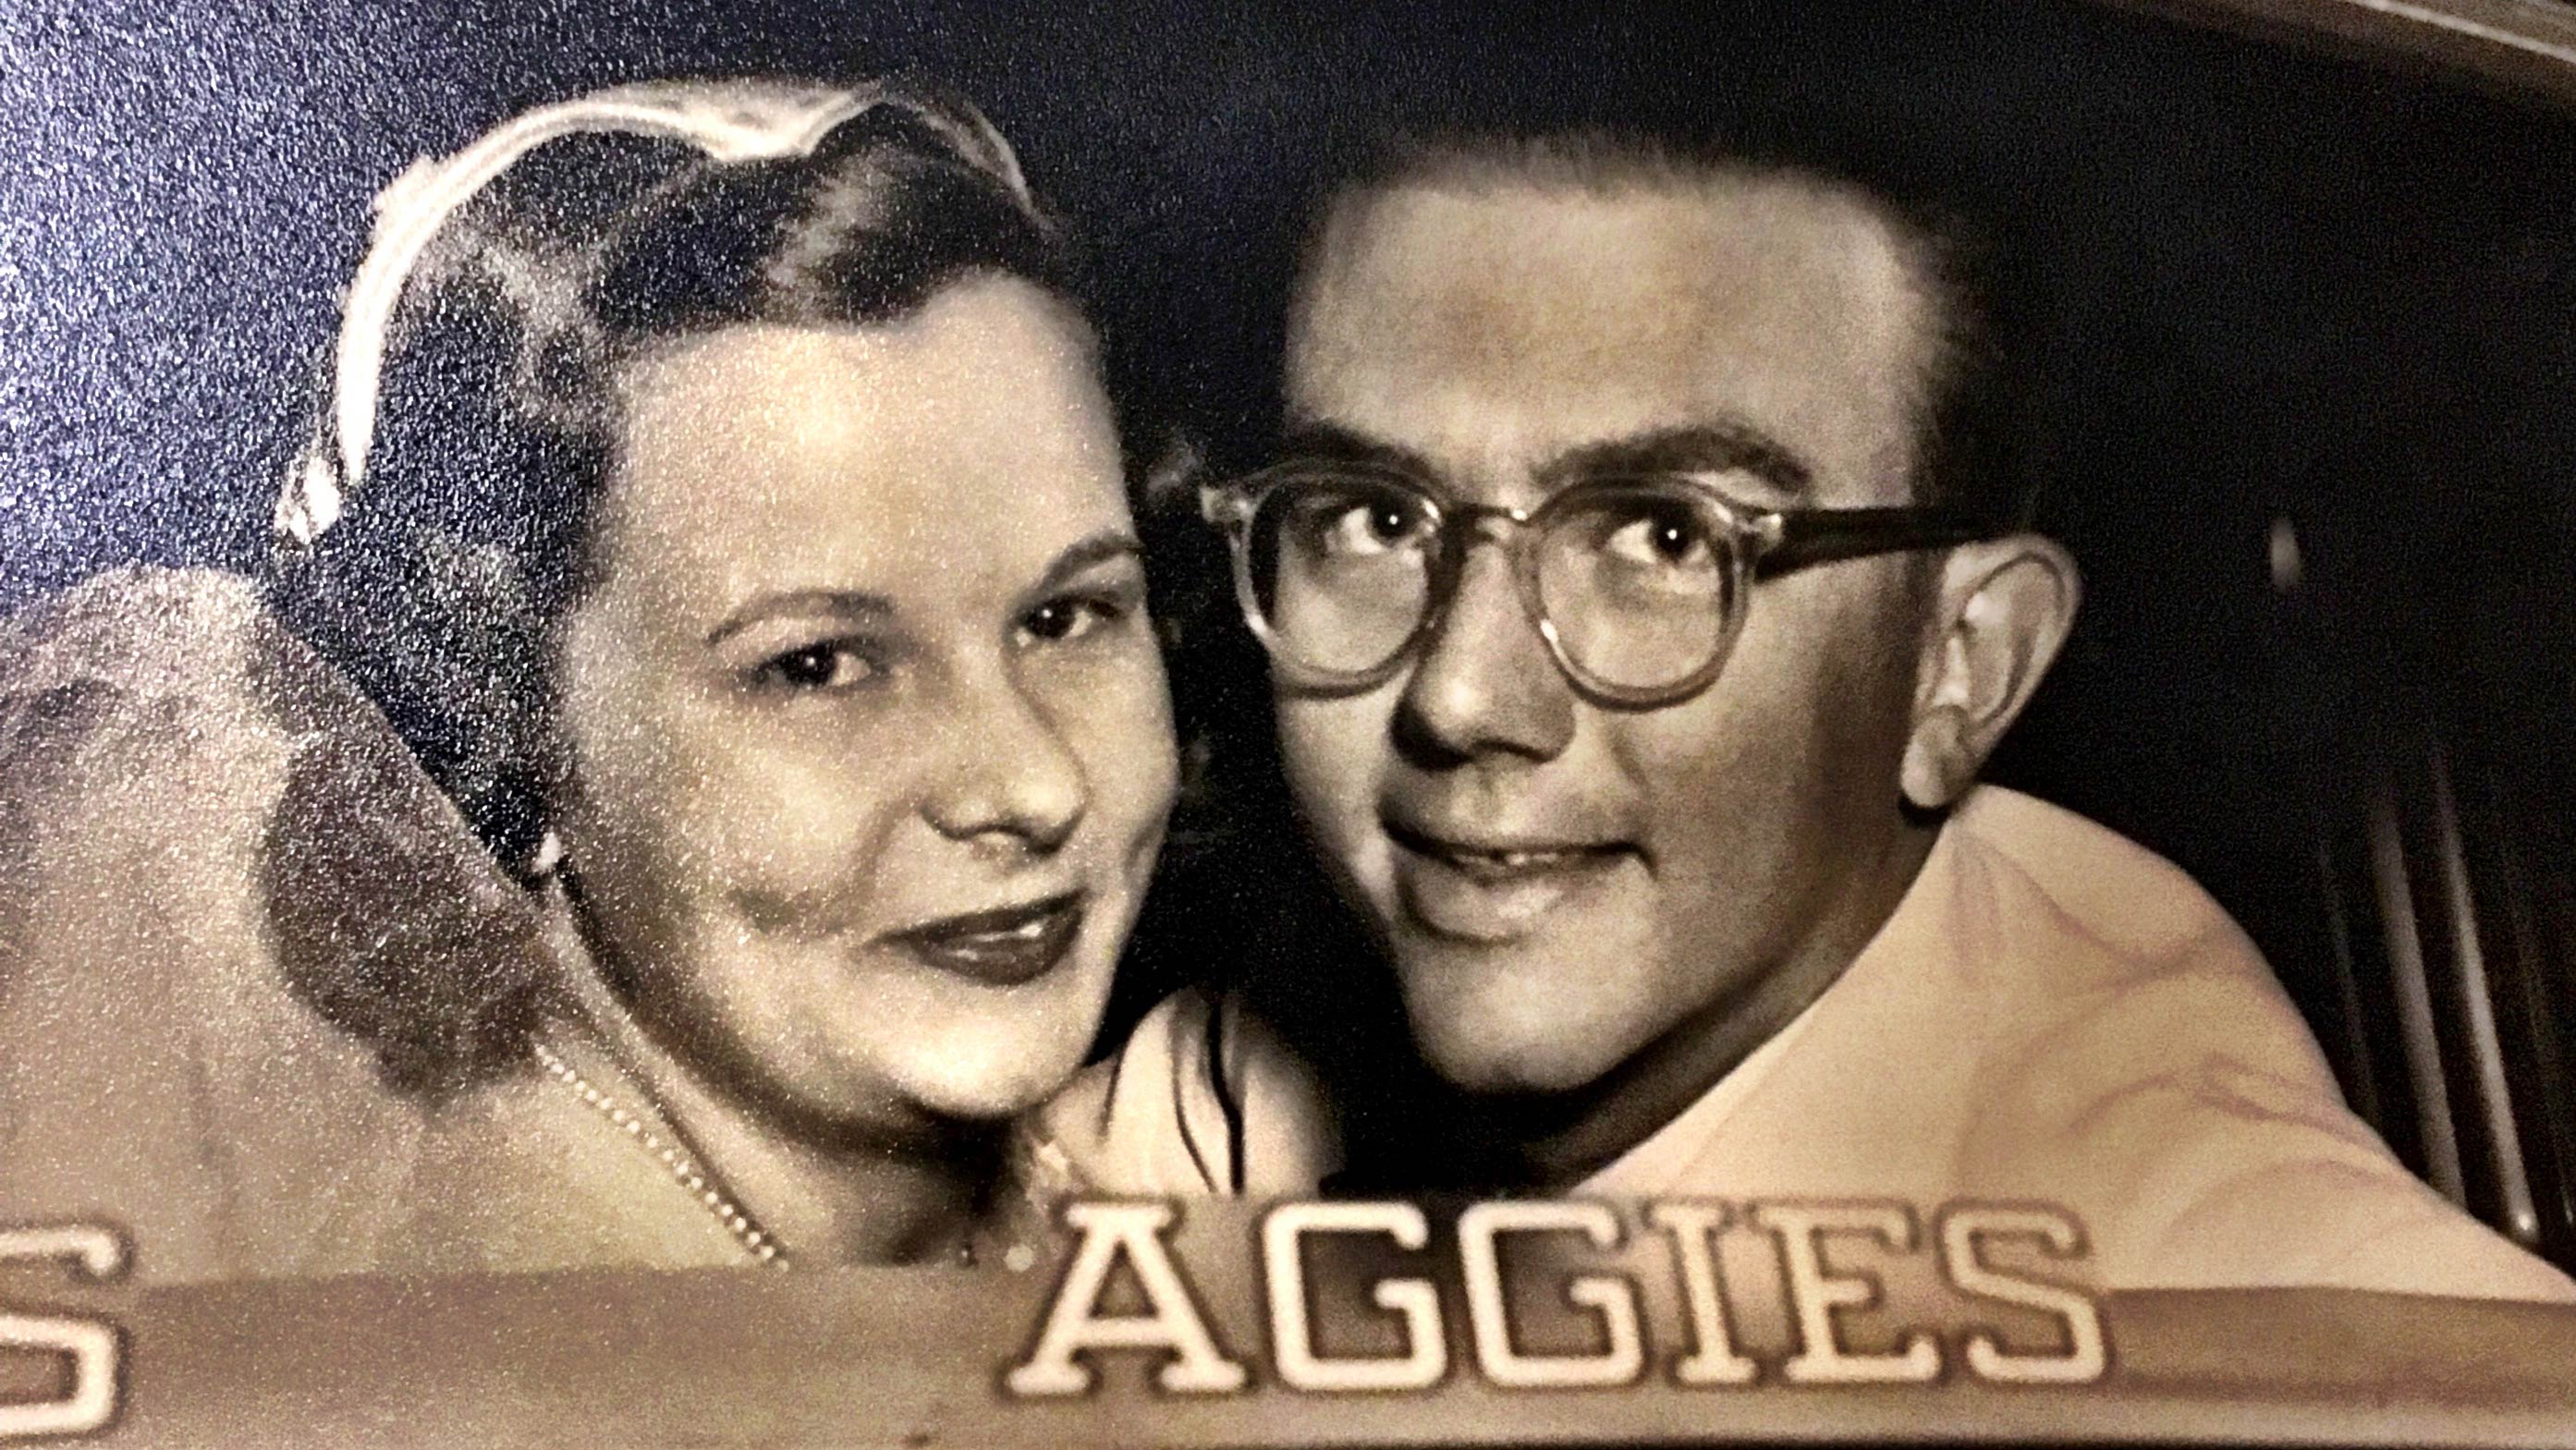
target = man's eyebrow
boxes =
[1276,419,1814,500]
[1032,531,1145,593]
[1274,420,1442,480]
[705,590,895,647]
[1544,423,1815,498]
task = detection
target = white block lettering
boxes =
[1005,1202,1248,1396]
[1264,1201,1446,1393]
[1458,1201,1644,1389]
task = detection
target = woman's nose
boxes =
[922,673,1091,855]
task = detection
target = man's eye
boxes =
[1304,494,1428,558]
[758,642,877,691]
[1601,507,1718,573]
[1020,591,1131,646]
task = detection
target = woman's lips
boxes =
[884,892,1085,986]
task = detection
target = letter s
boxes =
[1937,1206,2106,1384]
[0,1225,127,1440]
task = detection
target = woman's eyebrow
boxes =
[704,590,896,647]
[1032,531,1145,593]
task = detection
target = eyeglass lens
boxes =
[1251,476,1438,676]
[1243,474,1742,693]
[1531,485,1735,691]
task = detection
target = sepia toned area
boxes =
[2,76,1186,1279]
[3,0,2575,1443]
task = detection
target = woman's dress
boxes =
[0,567,1042,1280]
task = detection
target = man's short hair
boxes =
[1299,128,2043,530]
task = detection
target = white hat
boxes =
[274,77,1035,548]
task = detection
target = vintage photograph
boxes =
[1,0,2573,1443]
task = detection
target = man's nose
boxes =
[1393,543,1578,765]
[922,671,1090,856]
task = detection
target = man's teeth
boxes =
[1459,847,1576,869]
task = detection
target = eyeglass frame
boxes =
[1199,459,2008,710]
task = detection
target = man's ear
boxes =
[1900,534,2081,811]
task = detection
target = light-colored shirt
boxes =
[1055,787,2576,1300]
[1027,986,1337,1200]
[1579,786,2572,1299]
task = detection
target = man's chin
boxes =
[1399,987,1630,1098]
[1384,922,1650,1098]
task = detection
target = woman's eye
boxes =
[757,642,877,691]
[1020,591,1131,646]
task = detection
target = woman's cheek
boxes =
[670,740,904,930]
[1064,654,1179,847]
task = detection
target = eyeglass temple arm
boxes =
[1757,505,2005,576]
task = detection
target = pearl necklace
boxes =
[532,1039,789,1268]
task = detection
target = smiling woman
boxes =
[525,295,1172,1265]
[0,77,1178,1277]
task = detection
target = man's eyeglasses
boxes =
[1201,461,2003,709]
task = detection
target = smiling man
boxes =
[1052,128,2575,1300]
[1259,152,2004,1130]
[1045,127,2576,1303]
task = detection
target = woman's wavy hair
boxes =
[261,79,1081,1092]
[271,79,1078,871]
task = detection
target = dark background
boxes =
[5,0,2573,1262]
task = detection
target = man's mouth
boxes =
[883,892,1086,987]
[1431,844,1617,878]
[1383,821,1635,944]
